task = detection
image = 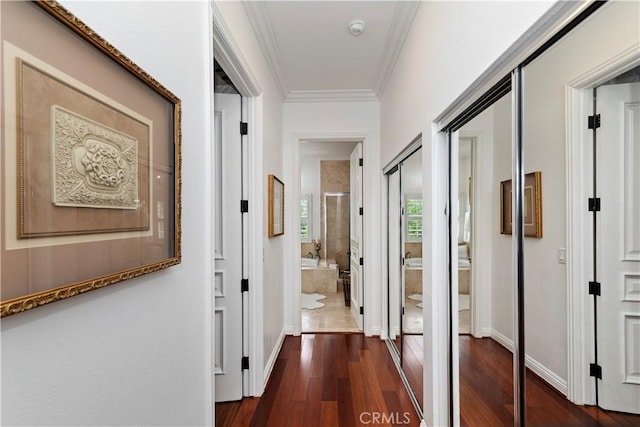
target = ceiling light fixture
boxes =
[348,19,365,36]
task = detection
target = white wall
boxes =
[380,1,555,423]
[283,101,381,335]
[214,1,286,385]
[1,2,214,426]
[490,95,514,345]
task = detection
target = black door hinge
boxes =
[402,306,405,316]
[590,363,602,379]
[588,197,601,212]
[359,207,363,216]
[241,279,249,292]
[359,158,363,167]
[241,200,249,213]
[359,257,363,266]
[242,356,249,370]
[589,281,601,296]
[359,306,364,315]
[240,122,248,135]
[588,114,601,130]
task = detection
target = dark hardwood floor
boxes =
[217,333,640,426]
[402,334,424,408]
[216,334,421,426]
[459,335,640,426]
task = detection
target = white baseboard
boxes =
[371,326,381,337]
[263,328,286,390]
[282,325,294,335]
[420,419,428,427]
[490,328,568,396]
[481,327,492,337]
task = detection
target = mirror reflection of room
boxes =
[458,138,472,336]
[299,141,359,332]
[456,93,515,426]
[401,147,424,410]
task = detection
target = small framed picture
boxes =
[500,171,542,238]
[268,174,284,238]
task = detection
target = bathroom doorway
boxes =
[299,141,359,332]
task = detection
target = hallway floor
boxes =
[459,335,640,426]
[215,334,421,426]
[216,334,640,426]
[301,292,359,333]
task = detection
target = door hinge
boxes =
[402,306,405,316]
[359,257,363,266]
[589,281,601,296]
[241,279,249,292]
[359,306,364,315]
[588,197,601,212]
[240,121,248,135]
[590,363,602,379]
[359,158,363,167]
[588,114,601,130]
[241,200,249,213]
[359,207,363,216]
[242,356,249,370]
[402,257,405,266]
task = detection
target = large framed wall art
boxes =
[1,1,182,317]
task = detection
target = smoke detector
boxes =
[348,19,365,36]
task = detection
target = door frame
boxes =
[458,131,493,338]
[212,2,265,398]
[565,44,640,406]
[289,132,373,336]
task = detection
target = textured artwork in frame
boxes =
[500,171,543,238]
[268,174,285,238]
[0,1,182,317]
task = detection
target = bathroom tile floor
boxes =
[301,291,359,333]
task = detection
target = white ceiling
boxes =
[243,1,420,101]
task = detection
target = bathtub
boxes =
[301,258,338,293]
[301,257,319,269]
[405,257,422,269]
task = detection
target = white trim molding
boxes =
[286,89,378,103]
[372,1,421,97]
[491,329,568,396]
[212,1,262,97]
[242,1,288,99]
[263,328,286,391]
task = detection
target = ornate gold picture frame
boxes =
[1,1,182,317]
[268,174,284,238]
[500,171,542,238]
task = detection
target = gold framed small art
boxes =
[268,174,285,238]
[500,171,542,238]
[1,1,182,317]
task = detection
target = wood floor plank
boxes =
[337,377,357,426]
[320,401,339,427]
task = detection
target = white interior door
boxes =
[214,92,243,402]
[350,142,364,330]
[596,81,640,414]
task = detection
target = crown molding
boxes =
[242,1,289,99]
[373,1,421,98]
[212,2,262,96]
[285,89,379,103]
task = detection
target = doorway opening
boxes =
[299,140,362,333]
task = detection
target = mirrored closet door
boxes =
[386,144,423,413]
